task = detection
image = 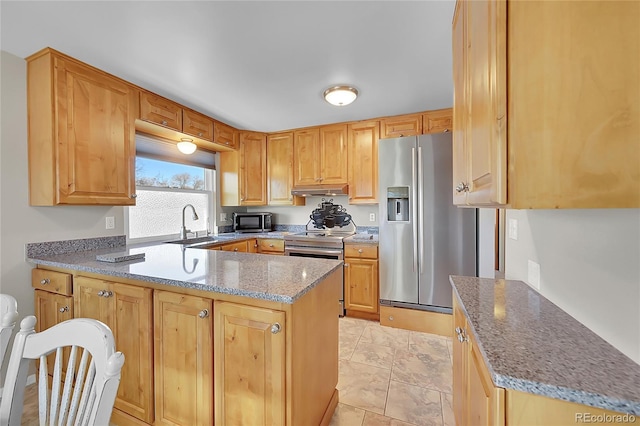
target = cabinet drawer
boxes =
[32,269,72,296]
[344,244,378,259]
[139,91,182,131]
[257,239,284,253]
[183,108,214,141]
[221,241,249,253]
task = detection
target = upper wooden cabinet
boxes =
[220,131,267,206]
[267,132,304,206]
[453,0,639,208]
[27,48,137,206]
[139,91,183,131]
[183,107,214,141]
[423,108,453,134]
[348,121,380,204]
[381,114,422,138]
[293,125,348,186]
[214,120,238,149]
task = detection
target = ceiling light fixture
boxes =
[177,138,197,155]
[323,86,358,106]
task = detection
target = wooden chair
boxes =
[0,294,18,366]
[0,316,124,426]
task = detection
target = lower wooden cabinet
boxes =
[214,301,285,425]
[257,238,285,255]
[344,244,379,318]
[33,289,73,377]
[74,276,154,424]
[154,290,213,426]
[220,240,249,253]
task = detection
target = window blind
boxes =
[135,133,216,169]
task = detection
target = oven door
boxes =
[284,246,343,260]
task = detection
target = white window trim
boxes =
[125,169,216,245]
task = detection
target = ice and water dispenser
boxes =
[386,187,409,222]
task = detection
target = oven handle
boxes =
[284,247,344,257]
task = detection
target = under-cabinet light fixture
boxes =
[177,138,197,155]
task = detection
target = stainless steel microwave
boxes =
[232,212,273,233]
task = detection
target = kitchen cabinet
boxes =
[214,120,238,149]
[293,125,348,186]
[422,108,453,134]
[183,107,214,141]
[344,244,379,319]
[453,295,505,426]
[347,121,380,204]
[453,0,639,208]
[139,91,183,132]
[267,132,304,206]
[220,131,268,206]
[380,114,422,138]
[74,276,154,424]
[154,290,213,426]
[214,301,285,425]
[220,240,250,253]
[26,48,137,206]
[32,269,73,380]
[257,238,285,255]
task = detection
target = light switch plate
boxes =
[508,218,518,240]
[105,216,115,230]
[220,213,227,222]
[528,260,540,290]
[369,213,376,222]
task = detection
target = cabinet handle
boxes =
[199,309,209,319]
[59,306,69,313]
[233,248,239,252]
[319,177,324,181]
[443,128,450,133]
[198,132,203,137]
[130,194,137,199]
[315,178,321,182]
[344,263,349,267]
[269,244,274,248]
[271,323,281,334]
[254,244,258,248]
[388,315,394,321]
[455,182,469,193]
[225,141,230,145]
[358,249,363,253]
[161,120,168,126]
[240,197,245,201]
[101,290,113,298]
[97,290,105,297]
[40,278,50,285]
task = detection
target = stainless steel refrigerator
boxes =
[378,134,476,313]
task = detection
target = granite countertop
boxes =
[450,276,640,415]
[27,238,342,304]
[343,233,379,245]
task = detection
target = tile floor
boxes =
[331,317,455,426]
[19,317,454,426]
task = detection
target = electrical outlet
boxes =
[508,218,518,240]
[369,213,376,222]
[220,213,227,222]
[105,216,115,230]
[528,260,540,290]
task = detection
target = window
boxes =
[126,134,216,242]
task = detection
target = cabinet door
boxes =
[221,240,249,253]
[380,114,422,138]
[154,291,213,426]
[348,121,380,204]
[468,331,505,426]
[452,0,468,206]
[112,283,154,424]
[139,91,182,131]
[452,295,467,426]
[267,132,297,205]
[423,109,453,134]
[34,290,73,377]
[293,128,321,186]
[319,124,348,184]
[239,132,267,206]
[214,121,238,149]
[73,276,114,325]
[183,108,214,142]
[54,56,136,205]
[214,301,285,426]
[344,258,379,314]
[465,0,507,205]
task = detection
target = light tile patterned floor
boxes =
[331,317,455,426]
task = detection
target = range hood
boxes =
[291,184,349,197]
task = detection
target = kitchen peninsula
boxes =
[27,235,342,426]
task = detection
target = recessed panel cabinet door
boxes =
[239,131,267,206]
[267,132,296,205]
[348,121,380,204]
[54,57,136,205]
[154,291,213,426]
[294,128,321,186]
[320,124,348,184]
[214,301,285,426]
[344,258,378,314]
[34,290,73,378]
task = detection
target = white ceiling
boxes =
[0,1,455,132]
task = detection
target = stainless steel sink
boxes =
[164,234,237,246]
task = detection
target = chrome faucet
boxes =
[180,204,199,240]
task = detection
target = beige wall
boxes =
[505,209,640,364]
[0,50,124,318]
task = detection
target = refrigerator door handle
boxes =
[411,147,418,273]
[418,146,424,274]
